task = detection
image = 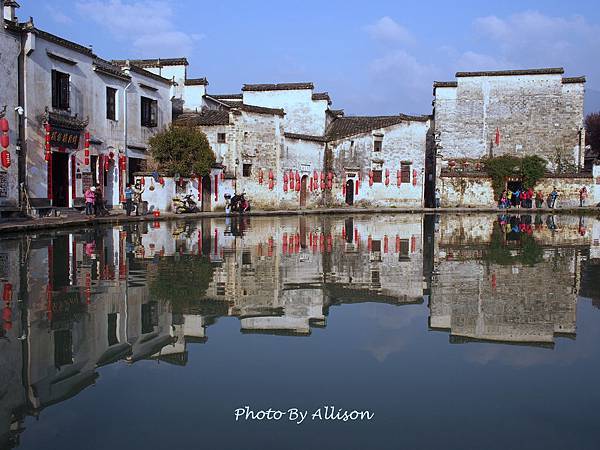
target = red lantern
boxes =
[283,171,289,183]
[412,169,418,186]
[0,134,8,149]
[268,169,274,180]
[313,170,318,181]
[159,177,165,186]
[269,177,274,190]
[355,177,359,195]
[2,283,12,302]
[140,177,145,186]
[384,235,389,253]
[1,150,11,168]
[367,235,372,251]
[310,177,314,191]
[289,170,294,190]
[320,172,325,190]
[109,151,115,160]
[397,170,401,187]
[369,170,374,187]
[258,168,264,184]
[342,182,346,196]
[385,168,390,186]
[84,158,90,165]
[295,171,300,192]
[0,118,9,133]
[283,180,288,192]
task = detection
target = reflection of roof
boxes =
[151,351,188,366]
[34,371,99,409]
[449,334,555,349]
[128,334,177,363]
[240,328,311,337]
[325,284,423,308]
[96,342,132,367]
[580,259,600,301]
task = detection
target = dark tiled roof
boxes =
[312,92,331,103]
[210,94,243,99]
[5,1,20,7]
[455,68,564,77]
[326,114,430,141]
[242,82,314,92]
[31,26,94,57]
[184,78,209,86]
[47,111,89,131]
[111,57,188,68]
[238,103,285,117]
[562,76,586,84]
[93,58,131,81]
[433,81,458,88]
[284,132,327,143]
[327,109,344,117]
[174,111,230,126]
[111,61,173,85]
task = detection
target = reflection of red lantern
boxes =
[1,150,11,168]
[104,156,110,171]
[2,283,12,302]
[0,118,8,133]
[2,306,11,322]
[0,134,8,149]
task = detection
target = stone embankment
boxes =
[0,206,598,235]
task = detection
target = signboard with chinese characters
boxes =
[0,172,8,198]
[50,127,81,150]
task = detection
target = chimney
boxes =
[3,0,19,22]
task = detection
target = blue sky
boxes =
[16,0,600,115]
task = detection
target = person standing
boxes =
[527,188,534,208]
[579,186,588,207]
[435,188,441,208]
[535,191,543,208]
[124,184,134,216]
[84,186,95,216]
[133,182,145,216]
[550,187,559,209]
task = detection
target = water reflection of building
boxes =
[428,213,590,346]
[0,213,598,446]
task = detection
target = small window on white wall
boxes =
[373,135,383,152]
[217,133,226,143]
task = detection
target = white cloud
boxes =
[365,16,415,45]
[76,0,202,57]
[46,6,73,25]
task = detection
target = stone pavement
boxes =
[0,205,598,235]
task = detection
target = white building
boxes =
[3,3,173,211]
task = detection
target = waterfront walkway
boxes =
[0,205,598,235]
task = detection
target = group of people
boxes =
[498,187,560,209]
[84,182,145,217]
[84,186,109,217]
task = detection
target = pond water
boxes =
[0,213,599,450]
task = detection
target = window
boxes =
[401,163,411,183]
[218,133,227,143]
[372,170,383,183]
[398,239,410,260]
[108,313,119,346]
[242,251,252,266]
[106,87,117,120]
[373,135,383,152]
[51,70,70,110]
[141,96,158,127]
[242,163,252,177]
[54,329,73,367]
[141,302,158,334]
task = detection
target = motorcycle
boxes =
[173,194,199,214]
[229,193,251,214]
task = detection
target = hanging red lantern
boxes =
[327,172,333,190]
[412,169,418,187]
[0,134,8,149]
[385,168,390,186]
[367,235,372,251]
[1,150,11,168]
[283,171,289,183]
[84,157,90,165]
[295,171,301,192]
[313,170,318,181]
[310,177,314,191]
[45,151,51,162]
[355,177,359,195]
[220,171,225,181]
[397,170,401,187]
[384,235,389,254]
[320,172,325,190]
[269,177,274,190]
[258,168,264,184]
[369,170,374,187]
[0,118,9,133]
[289,170,295,190]
[411,235,416,253]
[140,177,145,186]
[268,169,274,180]
[283,180,288,192]
[2,283,12,302]
[109,151,115,160]
[395,235,401,253]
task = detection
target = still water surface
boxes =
[0,213,599,450]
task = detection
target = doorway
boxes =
[345,179,354,205]
[506,179,523,207]
[52,152,70,207]
[300,175,308,207]
[202,175,212,211]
